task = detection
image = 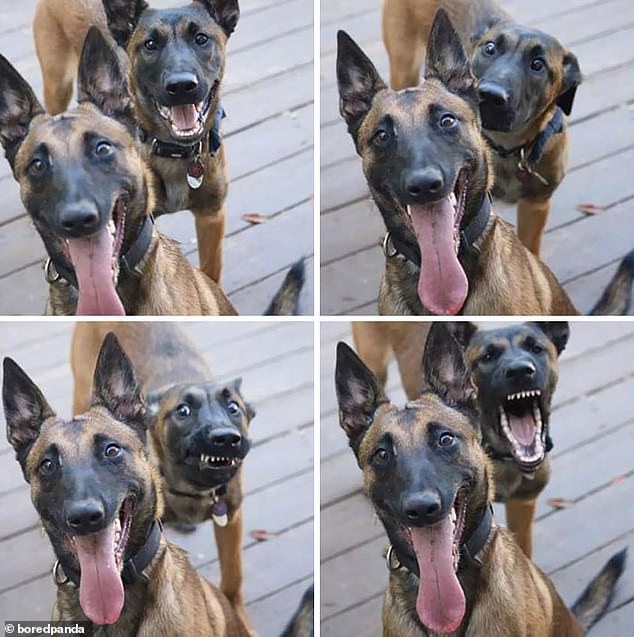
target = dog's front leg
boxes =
[517,198,551,257]
[505,497,537,559]
[213,506,255,636]
[193,207,226,283]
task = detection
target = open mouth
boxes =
[395,168,471,315]
[155,85,215,139]
[61,194,128,316]
[184,450,243,472]
[403,486,469,634]
[498,389,545,469]
[67,497,135,625]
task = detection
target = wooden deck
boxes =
[320,0,634,315]
[0,0,314,316]
[0,321,314,636]
[320,321,634,635]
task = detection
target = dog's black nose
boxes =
[478,82,509,108]
[402,168,444,202]
[403,491,442,524]
[58,203,100,236]
[165,72,199,97]
[505,361,536,380]
[207,426,242,448]
[66,499,106,533]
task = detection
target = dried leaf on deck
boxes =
[546,497,575,510]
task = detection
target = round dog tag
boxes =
[211,500,228,527]
[187,160,204,189]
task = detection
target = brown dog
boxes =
[3,333,250,636]
[352,321,567,558]
[0,28,302,316]
[34,0,240,282]
[383,0,582,256]
[336,12,634,316]
[335,325,625,636]
[71,322,256,634]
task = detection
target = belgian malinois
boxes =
[34,0,241,282]
[336,11,634,316]
[71,321,256,633]
[383,0,582,256]
[0,28,303,316]
[334,327,626,636]
[351,320,567,558]
[2,333,250,635]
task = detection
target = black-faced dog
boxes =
[3,334,250,635]
[334,326,626,636]
[34,0,240,282]
[336,11,634,316]
[0,27,303,316]
[383,0,582,256]
[71,321,256,633]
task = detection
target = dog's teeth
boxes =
[449,192,457,208]
[406,205,412,220]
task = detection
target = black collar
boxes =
[140,105,225,159]
[166,483,227,501]
[53,520,163,589]
[45,215,154,290]
[385,192,492,268]
[483,106,565,168]
[387,505,495,577]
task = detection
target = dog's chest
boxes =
[152,159,192,213]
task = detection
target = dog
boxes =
[280,584,314,637]
[71,321,256,633]
[2,333,250,636]
[351,320,567,558]
[383,0,582,257]
[336,11,634,316]
[34,0,241,282]
[0,28,303,316]
[334,326,626,636]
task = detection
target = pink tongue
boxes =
[73,522,124,625]
[409,201,468,315]
[508,411,537,446]
[170,104,198,131]
[67,226,125,316]
[411,517,466,634]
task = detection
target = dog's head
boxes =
[146,378,253,489]
[450,321,569,471]
[0,28,153,315]
[3,333,160,626]
[336,11,493,315]
[335,325,489,635]
[103,0,238,143]
[471,22,581,131]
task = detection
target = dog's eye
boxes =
[226,401,241,416]
[95,141,113,157]
[481,347,499,362]
[372,128,391,147]
[531,344,544,354]
[195,33,209,46]
[28,158,47,178]
[372,448,391,467]
[438,432,455,448]
[176,403,192,418]
[144,38,158,51]
[104,443,121,459]
[439,114,457,129]
[483,41,497,56]
[39,458,56,475]
[531,58,546,72]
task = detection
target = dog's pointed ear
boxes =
[531,321,570,355]
[336,30,386,136]
[557,51,582,116]
[425,9,477,105]
[228,377,255,419]
[422,322,476,408]
[92,333,146,433]
[445,321,478,349]
[335,342,387,450]
[78,27,135,129]
[3,358,56,473]
[195,0,240,37]
[102,0,148,47]
[0,55,44,170]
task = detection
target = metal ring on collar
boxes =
[52,560,70,586]
[382,233,398,258]
[44,259,61,284]
[386,544,401,571]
